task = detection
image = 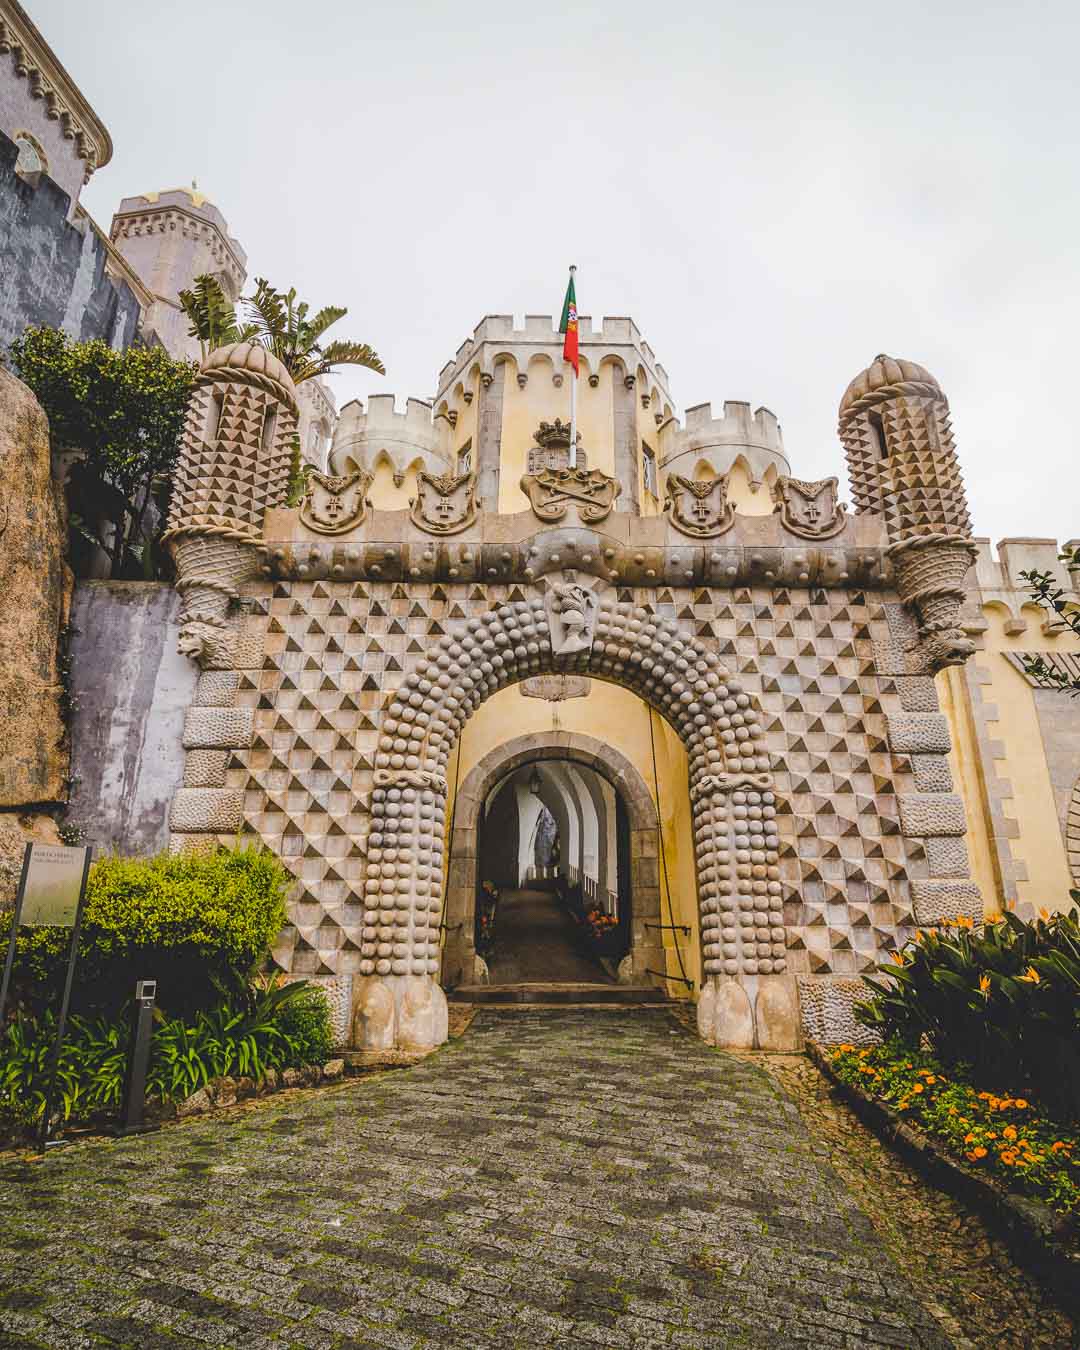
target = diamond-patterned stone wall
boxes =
[167,577,971,1011]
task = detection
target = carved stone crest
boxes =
[299,469,372,534]
[526,418,587,473]
[409,470,478,535]
[520,467,620,524]
[663,473,735,538]
[520,675,591,702]
[373,768,449,796]
[772,476,847,540]
[545,582,599,656]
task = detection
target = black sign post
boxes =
[114,979,159,1137]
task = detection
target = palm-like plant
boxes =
[240,278,384,384]
[177,274,258,360]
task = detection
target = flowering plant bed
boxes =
[813,1040,1080,1316]
[827,1041,1078,1217]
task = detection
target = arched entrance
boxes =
[439,735,665,990]
[355,591,798,1053]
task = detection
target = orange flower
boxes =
[911,1084,924,1095]
[986,1131,998,1140]
[1013,1099,1029,1110]
[1038,907,1051,920]
[1000,1151,1017,1166]
[1051,1141,1067,1153]
[889,950,906,966]
[955,914,974,929]
[947,1106,958,1116]
[966,1146,988,1161]
[1018,965,1041,984]
[1002,1125,1017,1140]
[978,974,991,996]
[837,1044,856,1054]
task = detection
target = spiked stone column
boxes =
[839,355,981,937]
[164,342,297,844]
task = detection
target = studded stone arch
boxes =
[363,596,787,1000]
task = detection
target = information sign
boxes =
[19,845,89,927]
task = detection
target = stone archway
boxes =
[354,591,798,1052]
[439,734,666,990]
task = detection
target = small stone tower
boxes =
[839,355,977,671]
[163,342,297,665]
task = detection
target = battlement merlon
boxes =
[661,401,790,484]
[435,314,672,404]
[329,394,452,476]
[968,537,1080,600]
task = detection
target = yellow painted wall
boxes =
[941,601,1080,915]
[496,357,617,514]
[368,457,417,510]
[441,678,700,996]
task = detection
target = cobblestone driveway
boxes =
[0,1009,951,1348]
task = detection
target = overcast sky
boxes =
[37,0,1079,548]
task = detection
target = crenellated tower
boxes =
[163,342,297,665]
[839,354,978,671]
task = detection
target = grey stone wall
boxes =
[66,583,197,856]
[0,130,141,353]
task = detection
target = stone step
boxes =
[448,982,670,1005]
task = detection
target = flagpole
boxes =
[568,265,577,469]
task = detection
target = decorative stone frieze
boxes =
[409,470,478,535]
[300,469,372,534]
[520,466,620,525]
[520,675,591,701]
[771,476,847,540]
[663,473,735,538]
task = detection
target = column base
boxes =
[696,973,801,1050]
[351,974,449,1051]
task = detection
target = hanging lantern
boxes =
[528,768,542,796]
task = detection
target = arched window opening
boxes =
[867,409,888,458]
[204,388,224,445]
[14,132,46,181]
[260,405,278,454]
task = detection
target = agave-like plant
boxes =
[177,274,258,360]
[240,278,385,384]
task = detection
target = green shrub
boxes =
[0,844,292,1015]
[856,899,1080,1122]
[275,983,334,1064]
[0,978,334,1134]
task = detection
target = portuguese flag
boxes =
[559,269,579,375]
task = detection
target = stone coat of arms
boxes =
[410,470,479,535]
[299,469,372,534]
[520,467,620,524]
[663,473,735,538]
[772,476,847,539]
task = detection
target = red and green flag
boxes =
[559,270,579,375]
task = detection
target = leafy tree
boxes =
[1020,545,1080,694]
[176,274,257,359]
[9,328,196,579]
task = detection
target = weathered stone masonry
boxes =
[164,339,983,1052]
